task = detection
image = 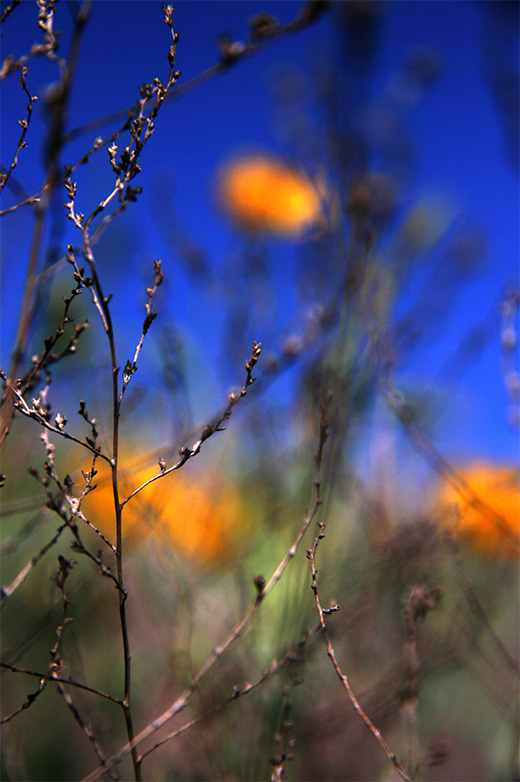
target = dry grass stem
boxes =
[307,524,412,782]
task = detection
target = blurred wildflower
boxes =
[438,463,520,559]
[217,153,323,238]
[84,463,247,567]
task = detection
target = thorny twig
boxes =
[0,341,261,618]
[79,341,263,780]
[1,268,348,522]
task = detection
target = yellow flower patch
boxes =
[217,153,322,237]
[83,462,246,567]
[438,463,520,559]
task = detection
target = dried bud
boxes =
[54,412,67,430]
[217,35,245,64]
[249,12,280,40]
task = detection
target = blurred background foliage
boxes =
[1,2,519,781]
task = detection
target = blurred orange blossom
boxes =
[83,462,246,567]
[438,463,520,559]
[217,153,323,237]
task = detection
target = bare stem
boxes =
[0,2,330,219]
[1,663,122,705]
[121,340,262,509]
[307,523,412,782]
[80,398,331,781]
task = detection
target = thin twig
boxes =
[56,683,120,781]
[401,584,442,779]
[65,1,330,143]
[269,684,296,782]
[0,1,330,218]
[443,520,519,674]
[0,1,92,446]
[0,522,68,603]
[139,624,321,763]
[0,0,22,26]
[121,340,262,508]
[0,663,122,705]
[118,260,163,405]
[307,523,412,782]
[6,378,110,462]
[384,383,520,553]
[1,554,74,724]
[0,0,62,81]
[0,67,37,194]
[17,271,88,399]
[74,17,183,780]
[80,398,331,781]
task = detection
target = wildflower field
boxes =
[1,2,518,781]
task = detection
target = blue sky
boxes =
[1,1,518,464]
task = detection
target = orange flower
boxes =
[217,153,323,237]
[437,463,520,559]
[83,462,246,567]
